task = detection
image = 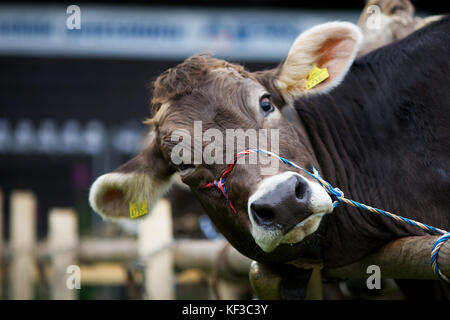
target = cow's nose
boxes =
[250,175,312,232]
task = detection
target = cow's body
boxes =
[294,16,450,266]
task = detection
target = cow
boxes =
[357,0,443,56]
[89,16,450,299]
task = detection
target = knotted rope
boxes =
[202,148,450,283]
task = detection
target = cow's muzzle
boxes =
[248,171,333,252]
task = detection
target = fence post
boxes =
[9,191,37,300]
[48,208,79,300]
[138,199,174,299]
[306,267,323,300]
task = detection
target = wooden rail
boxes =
[324,235,450,280]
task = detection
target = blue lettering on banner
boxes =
[204,19,300,42]
[0,21,51,36]
[0,5,359,60]
[65,21,183,39]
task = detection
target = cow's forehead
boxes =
[151,71,264,129]
[151,55,250,109]
[210,66,249,79]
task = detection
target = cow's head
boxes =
[358,0,416,56]
[357,0,443,57]
[89,22,362,263]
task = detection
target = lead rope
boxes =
[202,148,450,283]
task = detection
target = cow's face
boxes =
[89,22,362,263]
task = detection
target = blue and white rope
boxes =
[249,149,450,283]
[431,233,450,283]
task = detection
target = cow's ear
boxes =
[89,133,174,220]
[276,22,363,103]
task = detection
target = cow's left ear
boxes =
[276,22,363,103]
[89,133,174,220]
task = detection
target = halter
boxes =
[201,149,256,214]
[201,148,344,213]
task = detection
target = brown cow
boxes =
[89,17,450,298]
[357,0,443,56]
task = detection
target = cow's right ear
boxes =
[89,133,174,220]
[276,22,363,103]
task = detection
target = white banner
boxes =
[0,4,359,61]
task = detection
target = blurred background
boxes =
[0,1,447,300]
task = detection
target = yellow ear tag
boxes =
[129,201,149,219]
[305,64,329,90]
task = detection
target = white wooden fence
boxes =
[0,190,251,300]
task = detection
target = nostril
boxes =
[295,180,307,200]
[251,203,275,225]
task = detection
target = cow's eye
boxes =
[260,95,274,114]
[177,163,195,172]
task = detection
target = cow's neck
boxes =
[295,56,449,251]
[296,63,401,212]
[293,17,450,266]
